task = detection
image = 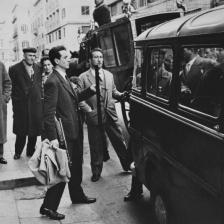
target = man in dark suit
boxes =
[93,0,111,27]
[40,46,96,220]
[9,47,42,159]
[79,48,130,182]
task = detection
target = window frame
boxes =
[145,45,174,103]
[177,44,224,120]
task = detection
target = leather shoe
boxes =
[72,195,96,204]
[13,154,20,160]
[91,174,100,182]
[0,157,7,164]
[40,207,65,220]
[124,192,143,202]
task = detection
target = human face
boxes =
[24,52,36,66]
[55,50,70,70]
[90,51,103,69]
[95,0,103,6]
[43,59,53,74]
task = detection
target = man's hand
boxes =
[90,84,96,92]
[120,91,130,102]
[50,139,59,148]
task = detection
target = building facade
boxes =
[0,21,13,68]
[106,0,220,20]
[44,0,95,52]
[31,0,47,59]
[11,2,33,62]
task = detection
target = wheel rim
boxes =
[155,195,168,224]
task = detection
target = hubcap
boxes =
[155,195,167,224]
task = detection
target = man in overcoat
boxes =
[79,48,130,182]
[40,46,96,220]
[0,61,11,164]
[9,47,42,159]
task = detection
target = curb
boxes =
[0,177,40,190]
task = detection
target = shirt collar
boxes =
[187,56,197,70]
[55,68,67,80]
[90,67,103,79]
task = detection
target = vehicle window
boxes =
[99,30,116,67]
[113,24,131,66]
[132,48,144,91]
[179,47,224,117]
[147,48,173,100]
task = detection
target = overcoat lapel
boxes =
[19,61,33,83]
[54,70,76,98]
[87,70,95,85]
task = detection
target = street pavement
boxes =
[0,102,155,224]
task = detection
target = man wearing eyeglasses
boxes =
[9,47,43,159]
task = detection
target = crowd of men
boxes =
[0,45,136,220]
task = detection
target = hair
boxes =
[40,56,51,67]
[49,45,66,66]
[90,48,103,59]
[42,48,50,56]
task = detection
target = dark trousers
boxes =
[87,116,129,176]
[130,175,143,194]
[67,138,85,201]
[42,138,84,210]
[15,135,37,156]
[42,182,66,211]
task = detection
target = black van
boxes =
[130,6,224,224]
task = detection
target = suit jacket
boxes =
[43,69,94,141]
[79,68,122,126]
[9,61,42,135]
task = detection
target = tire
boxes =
[153,192,169,224]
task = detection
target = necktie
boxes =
[185,63,191,74]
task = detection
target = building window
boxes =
[82,25,90,34]
[62,8,66,19]
[81,6,89,15]
[58,29,61,39]
[22,41,29,48]
[0,39,3,48]
[21,24,28,33]
[138,0,147,7]
[63,27,66,37]
[111,4,117,16]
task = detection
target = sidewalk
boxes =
[0,103,148,224]
[0,102,39,189]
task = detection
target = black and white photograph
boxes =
[1,0,224,223]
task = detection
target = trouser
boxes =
[42,182,66,211]
[0,144,3,157]
[42,138,85,210]
[67,138,85,201]
[15,135,37,156]
[87,116,129,176]
[130,175,143,194]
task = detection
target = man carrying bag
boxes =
[38,46,96,220]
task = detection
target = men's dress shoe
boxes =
[40,207,65,220]
[13,154,21,160]
[91,175,100,182]
[124,192,143,202]
[72,195,96,204]
[0,157,7,164]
